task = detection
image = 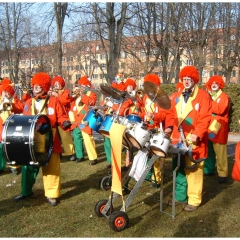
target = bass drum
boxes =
[2,114,53,166]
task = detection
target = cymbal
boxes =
[111,87,137,102]
[100,84,122,100]
[143,81,171,109]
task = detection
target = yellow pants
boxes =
[213,143,228,177]
[82,131,97,161]
[58,126,75,156]
[42,152,61,198]
[185,156,204,206]
[151,158,165,184]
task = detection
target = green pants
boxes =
[104,137,112,164]
[172,155,188,202]
[73,127,85,159]
[0,143,6,171]
[21,165,39,196]
[203,140,215,175]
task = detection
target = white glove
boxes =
[106,101,113,107]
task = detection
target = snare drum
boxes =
[125,123,150,149]
[83,109,103,132]
[98,114,114,137]
[2,114,53,166]
[150,133,170,157]
[126,114,142,124]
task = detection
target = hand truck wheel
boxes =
[99,175,112,191]
[109,211,129,232]
[94,199,109,217]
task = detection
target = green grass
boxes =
[0,141,240,237]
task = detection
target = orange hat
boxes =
[144,74,161,86]
[78,76,91,87]
[1,78,13,87]
[1,84,15,97]
[124,78,137,90]
[179,66,199,83]
[205,75,225,90]
[31,72,51,93]
[176,81,184,92]
[52,76,65,88]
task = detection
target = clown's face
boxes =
[126,85,135,96]
[33,84,44,94]
[54,81,62,90]
[183,77,195,90]
[2,91,11,99]
[211,81,219,92]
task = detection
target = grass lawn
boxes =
[0,139,240,237]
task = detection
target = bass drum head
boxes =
[125,131,142,150]
[150,146,166,157]
[2,114,53,166]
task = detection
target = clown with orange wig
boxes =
[51,76,76,161]
[203,75,230,183]
[68,76,98,165]
[0,79,24,175]
[14,72,71,207]
[170,66,212,212]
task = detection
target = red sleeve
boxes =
[12,96,24,114]
[211,92,230,116]
[57,89,75,106]
[22,93,31,102]
[81,91,97,106]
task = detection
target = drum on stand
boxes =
[149,132,170,157]
[125,123,151,150]
[2,114,53,166]
[83,109,103,132]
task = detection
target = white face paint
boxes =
[183,77,195,90]
[211,82,219,92]
[126,85,134,95]
[54,81,62,90]
[33,84,43,94]
[2,91,11,99]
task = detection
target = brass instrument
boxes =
[3,102,12,111]
[135,89,144,99]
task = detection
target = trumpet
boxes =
[0,102,12,113]
[135,89,144,99]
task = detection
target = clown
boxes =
[0,79,24,175]
[51,76,76,161]
[68,75,98,165]
[204,75,230,183]
[14,72,71,206]
[170,66,212,212]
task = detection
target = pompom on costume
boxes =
[52,76,65,89]
[31,72,51,93]
[205,75,225,91]
[179,66,200,84]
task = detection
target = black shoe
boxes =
[204,173,214,176]
[46,197,58,207]
[121,166,129,172]
[14,193,34,202]
[106,164,111,169]
[89,159,98,165]
[0,169,4,174]
[219,177,228,183]
[75,158,84,163]
[69,155,76,161]
[122,187,131,196]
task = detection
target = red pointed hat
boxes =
[144,73,161,86]
[179,66,199,83]
[78,76,91,87]
[31,72,51,93]
[52,76,65,88]
[205,75,225,90]
[124,78,137,90]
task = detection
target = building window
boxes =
[100,63,106,69]
[186,60,193,65]
[76,74,81,80]
[62,57,66,62]
[93,74,98,79]
[140,51,146,58]
[85,64,90,70]
[77,55,81,61]
[120,63,125,69]
[210,71,214,77]
[231,70,236,77]
[100,54,105,60]
[96,46,99,51]
[202,70,206,77]
[179,60,182,67]
[120,51,126,59]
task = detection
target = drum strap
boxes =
[39,95,50,114]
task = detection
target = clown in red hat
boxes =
[68,75,98,165]
[51,75,76,162]
[203,75,230,184]
[170,66,212,212]
[14,72,71,207]
[0,78,24,176]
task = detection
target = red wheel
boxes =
[109,211,129,232]
[94,199,108,217]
